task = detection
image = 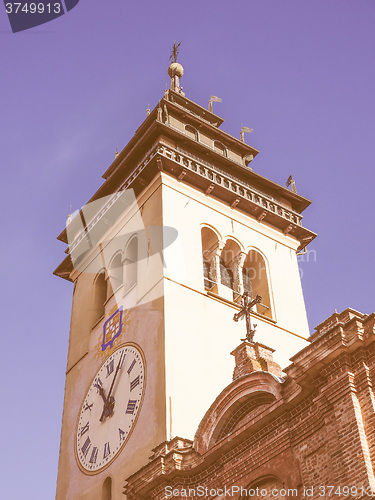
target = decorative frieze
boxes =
[161,144,304,227]
[68,144,159,254]
[68,141,305,255]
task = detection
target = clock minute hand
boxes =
[107,352,124,400]
[100,353,124,421]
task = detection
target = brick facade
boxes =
[124,309,375,499]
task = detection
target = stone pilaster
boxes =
[231,341,283,380]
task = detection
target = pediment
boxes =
[194,371,283,454]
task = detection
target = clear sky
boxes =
[1,1,374,498]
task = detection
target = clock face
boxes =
[75,344,145,473]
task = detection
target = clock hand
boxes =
[95,383,113,422]
[107,352,125,401]
[94,383,108,405]
[100,353,124,421]
[99,395,114,422]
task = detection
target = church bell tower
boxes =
[55,50,316,499]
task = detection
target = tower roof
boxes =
[54,62,316,281]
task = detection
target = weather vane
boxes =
[170,41,182,63]
[286,173,297,193]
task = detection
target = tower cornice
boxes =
[55,90,316,280]
[54,137,316,282]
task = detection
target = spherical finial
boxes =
[168,62,184,79]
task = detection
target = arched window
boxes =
[108,253,122,294]
[201,227,219,292]
[185,124,199,141]
[220,239,241,299]
[123,237,138,292]
[92,271,107,326]
[214,140,227,157]
[242,266,253,297]
[220,257,233,288]
[243,250,272,318]
[102,477,112,500]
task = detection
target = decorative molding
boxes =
[231,197,240,209]
[68,144,159,255]
[162,145,304,227]
[257,210,267,222]
[178,169,187,181]
[68,141,307,256]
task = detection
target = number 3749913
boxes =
[5,3,62,14]
[317,485,374,497]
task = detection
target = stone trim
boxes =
[68,140,312,260]
[165,144,304,226]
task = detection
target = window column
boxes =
[232,251,247,299]
[203,241,225,292]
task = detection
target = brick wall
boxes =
[125,309,375,499]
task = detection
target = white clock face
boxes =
[75,344,145,473]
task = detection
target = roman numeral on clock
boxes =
[89,447,98,464]
[103,442,111,459]
[119,428,126,440]
[80,422,89,436]
[106,359,114,377]
[81,437,91,457]
[126,399,137,414]
[94,377,103,391]
[83,402,93,412]
[130,375,140,391]
[119,353,126,369]
[127,359,136,374]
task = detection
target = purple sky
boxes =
[1,1,375,498]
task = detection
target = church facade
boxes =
[124,309,375,499]
[54,55,375,499]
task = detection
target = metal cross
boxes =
[170,41,181,63]
[233,292,262,343]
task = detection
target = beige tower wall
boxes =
[56,178,168,500]
[56,168,312,495]
[161,173,310,439]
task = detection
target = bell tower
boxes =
[55,55,315,499]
